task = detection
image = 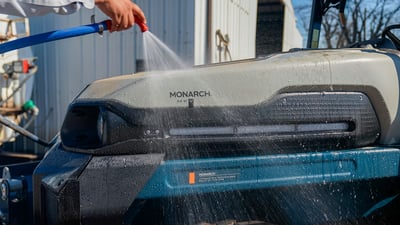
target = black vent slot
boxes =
[61,92,381,157]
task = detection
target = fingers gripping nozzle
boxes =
[134,15,148,32]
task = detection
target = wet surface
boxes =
[127,177,400,225]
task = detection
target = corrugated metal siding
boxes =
[194,0,208,65]
[210,0,258,63]
[15,1,194,153]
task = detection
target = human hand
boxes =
[95,0,146,32]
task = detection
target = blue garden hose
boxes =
[0,20,111,147]
[0,20,111,54]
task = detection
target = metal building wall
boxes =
[20,0,194,153]
[194,0,258,65]
[211,0,258,63]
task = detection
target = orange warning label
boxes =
[189,172,195,184]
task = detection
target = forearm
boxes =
[0,0,95,17]
[0,0,146,33]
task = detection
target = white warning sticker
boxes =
[197,170,240,183]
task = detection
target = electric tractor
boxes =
[1,0,400,224]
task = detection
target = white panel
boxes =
[282,0,303,50]
[210,0,258,63]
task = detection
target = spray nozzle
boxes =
[134,15,148,32]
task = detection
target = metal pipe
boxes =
[0,113,54,147]
[206,0,213,64]
[215,29,231,62]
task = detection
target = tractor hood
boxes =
[60,49,400,156]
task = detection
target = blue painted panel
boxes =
[137,147,400,198]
